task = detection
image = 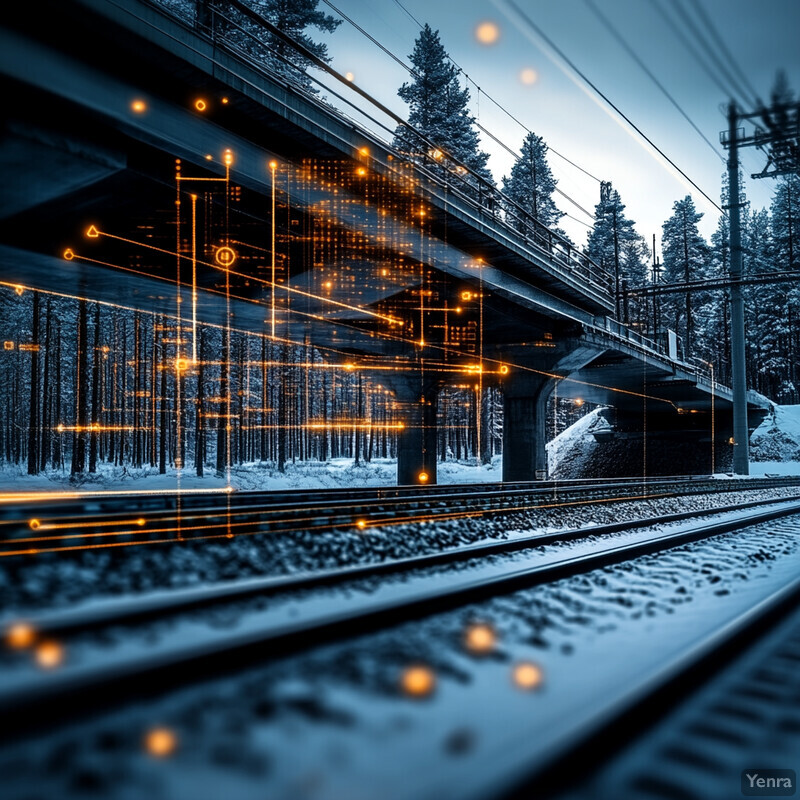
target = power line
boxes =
[323,0,599,221]
[389,0,602,183]
[684,0,762,104]
[670,0,757,108]
[497,0,724,214]
[651,0,740,105]
[584,0,724,163]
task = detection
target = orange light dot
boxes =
[176,358,188,372]
[137,518,146,526]
[221,96,229,104]
[357,167,366,176]
[512,661,544,690]
[14,285,24,296]
[475,21,500,45]
[461,291,472,301]
[63,249,74,261]
[356,519,367,530]
[131,99,147,113]
[401,665,435,697]
[269,160,278,170]
[418,471,429,484]
[500,365,509,375]
[57,424,65,433]
[359,147,369,156]
[6,622,36,650]
[205,154,213,161]
[35,640,64,669]
[520,68,538,86]
[223,149,233,166]
[194,98,207,111]
[144,727,177,758]
[574,398,584,406]
[464,623,496,654]
[29,518,41,530]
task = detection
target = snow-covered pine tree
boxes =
[502,132,562,231]
[393,24,492,189]
[586,182,650,321]
[192,0,339,91]
[660,195,709,356]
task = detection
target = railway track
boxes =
[3,492,800,747]
[2,475,799,557]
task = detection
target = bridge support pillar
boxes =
[502,376,553,482]
[392,379,439,486]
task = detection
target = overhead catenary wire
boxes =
[684,0,762,105]
[583,0,725,163]
[651,0,744,108]
[387,0,603,183]
[671,0,758,109]
[322,0,598,222]
[495,0,724,215]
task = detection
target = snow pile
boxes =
[546,407,611,477]
[750,404,800,463]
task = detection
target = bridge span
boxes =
[0,0,768,483]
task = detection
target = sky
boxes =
[313,0,800,254]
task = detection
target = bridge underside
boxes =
[0,0,768,485]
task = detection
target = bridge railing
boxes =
[149,0,614,302]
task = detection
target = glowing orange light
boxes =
[205,154,213,161]
[3,341,15,351]
[729,437,736,445]
[63,249,74,261]
[461,291,473,301]
[359,147,369,156]
[176,358,188,372]
[57,424,65,432]
[35,640,64,669]
[475,20,500,45]
[144,727,177,758]
[520,67,538,86]
[430,149,443,161]
[29,519,41,530]
[194,98,207,111]
[356,167,366,176]
[215,246,237,267]
[464,623,496,654]
[401,665,435,697]
[223,149,233,166]
[131,99,147,113]
[137,518,146,526]
[221,96,229,104]
[14,285,24,296]
[512,661,543,690]
[574,398,584,406]
[6,622,36,650]
[356,519,367,530]
[418,471,429,484]
[86,225,99,238]
[345,71,355,82]
[269,160,278,170]
[323,281,333,289]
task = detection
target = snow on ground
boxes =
[750,403,800,463]
[2,402,798,494]
[0,456,504,495]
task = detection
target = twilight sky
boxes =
[315,0,800,254]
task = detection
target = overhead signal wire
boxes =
[495,0,724,215]
[671,0,758,108]
[386,0,603,183]
[684,0,762,105]
[584,0,724,163]
[322,0,598,224]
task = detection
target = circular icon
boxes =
[215,246,237,267]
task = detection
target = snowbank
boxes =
[750,404,800,463]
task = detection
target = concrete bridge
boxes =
[0,0,768,483]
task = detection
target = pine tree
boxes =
[587,182,649,320]
[660,195,709,355]
[502,132,562,230]
[393,24,492,186]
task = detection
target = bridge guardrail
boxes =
[148,0,614,303]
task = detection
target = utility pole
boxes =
[726,101,749,474]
